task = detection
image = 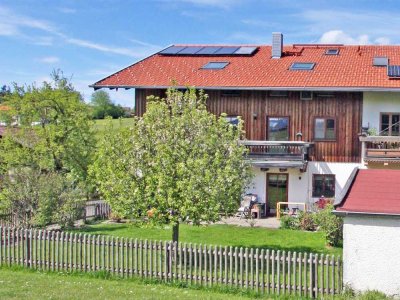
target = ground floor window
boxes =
[380,113,400,136]
[312,174,335,198]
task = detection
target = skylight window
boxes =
[325,49,339,55]
[201,62,229,70]
[290,62,315,70]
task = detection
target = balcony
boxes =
[240,140,314,171]
[360,135,400,163]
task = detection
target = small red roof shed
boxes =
[335,169,400,216]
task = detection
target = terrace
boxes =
[240,140,314,171]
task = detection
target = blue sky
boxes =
[1,0,400,107]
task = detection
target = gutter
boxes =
[89,85,400,92]
[333,210,400,218]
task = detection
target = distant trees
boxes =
[0,71,95,228]
[90,90,125,119]
[0,85,11,103]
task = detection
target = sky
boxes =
[1,0,400,108]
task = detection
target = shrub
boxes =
[314,203,343,247]
[298,211,317,231]
[280,214,300,230]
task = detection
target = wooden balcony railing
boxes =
[359,135,400,161]
[240,140,314,164]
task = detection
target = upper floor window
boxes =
[225,116,240,127]
[312,174,335,198]
[268,117,289,141]
[381,113,400,136]
[314,118,336,140]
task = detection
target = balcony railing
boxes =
[240,140,314,169]
[360,135,400,161]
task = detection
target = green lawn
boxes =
[0,267,265,300]
[93,118,134,138]
[72,222,342,256]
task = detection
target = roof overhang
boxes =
[89,85,400,92]
[333,210,400,218]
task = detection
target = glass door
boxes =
[266,173,288,215]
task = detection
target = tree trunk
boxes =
[172,222,179,243]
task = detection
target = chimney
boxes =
[272,32,283,58]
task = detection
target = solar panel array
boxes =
[159,45,258,56]
[387,65,400,77]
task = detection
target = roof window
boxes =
[290,62,315,70]
[373,57,388,67]
[201,62,229,70]
[325,49,339,55]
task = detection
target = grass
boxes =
[0,266,310,300]
[72,222,342,256]
[93,118,134,138]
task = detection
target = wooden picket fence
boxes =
[0,225,342,298]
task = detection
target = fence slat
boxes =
[0,225,344,298]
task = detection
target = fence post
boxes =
[25,229,31,268]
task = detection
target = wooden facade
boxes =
[135,89,362,163]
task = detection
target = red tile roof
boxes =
[92,45,400,90]
[336,169,400,215]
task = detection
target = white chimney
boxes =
[272,32,283,58]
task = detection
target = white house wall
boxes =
[363,92,400,131]
[343,215,400,296]
[246,162,360,206]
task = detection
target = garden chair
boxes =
[237,194,257,218]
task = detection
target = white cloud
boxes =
[37,56,60,64]
[298,9,397,44]
[0,5,161,58]
[319,30,370,45]
[375,37,391,45]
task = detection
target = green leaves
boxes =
[91,87,252,229]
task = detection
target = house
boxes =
[334,168,400,296]
[91,32,400,216]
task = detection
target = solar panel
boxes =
[201,62,229,70]
[388,65,400,77]
[234,46,258,55]
[159,46,187,55]
[196,47,221,55]
[177,46,204,55]
[214,47,240,55]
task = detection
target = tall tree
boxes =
[0,85,11,103]
[91,88,252,242]
[91,90,124,119]
[0,70,95,227]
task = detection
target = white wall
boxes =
[246,162,360,206]
[343,215,400,296]
[307,162,360,204]
[363,92,400,131]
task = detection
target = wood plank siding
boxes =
[135,89,362,163]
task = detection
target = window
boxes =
[325,49,339,55]
[269,90,288,97]
[380,113,400,136]
[201,62,229,70]
[268,117,289,141]
[290,62,315,70]
[225,116,240,127]
[313,174,335,198]
[314,118,336,140]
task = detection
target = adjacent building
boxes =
[91,33,400,216]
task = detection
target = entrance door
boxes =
[266,174,288,215]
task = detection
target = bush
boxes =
[298,211,317,231]
[314,203,343,247]
[280,214,300,230]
